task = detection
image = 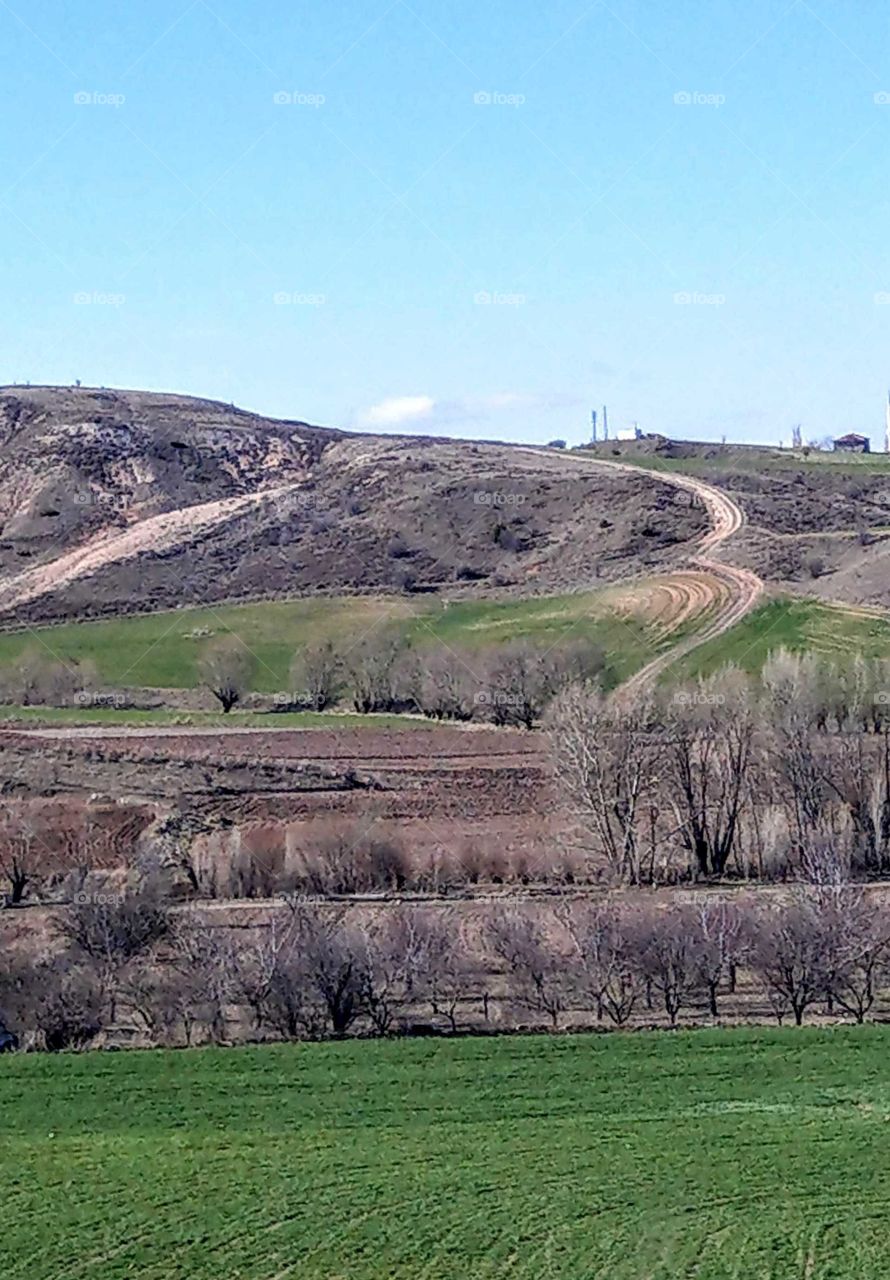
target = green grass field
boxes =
[0,589,669,694]
[5,1027,890,1279]
[676,596,890,680]
[587,445,890,477]
[0,704,425,729]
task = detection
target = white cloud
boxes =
[356,389,583,435]
[361,394,435,426]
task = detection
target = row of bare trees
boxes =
[549,652,890,884]
[288,632,606,726]
[0,649,99,708]
[198,630,606,725]
[4,881,890,1050]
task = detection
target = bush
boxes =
[386,534,410,559]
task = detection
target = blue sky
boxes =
[3,0,890,445]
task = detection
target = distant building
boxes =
[833,433,870,453]
[615,425,643,442]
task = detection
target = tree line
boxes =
[1,630,608,727]
[549,650,890,884]
[3,876,890,1051]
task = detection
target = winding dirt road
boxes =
[569,455,764,692]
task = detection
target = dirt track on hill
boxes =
[0,484,297,615]
[555,453,764,692]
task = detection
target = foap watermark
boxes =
[875,292,890,306]
[273,291,326,306]
[74,291,125,307]
[673,290,725,307]
[473,490,526,508]
[72,890,126,907]
[473,290,526,306]
[75,90,125,107]
[673,90,725,107]
[672,689,726,708]
[73,491,126,508]
[75,691,128,709]
[473,90,525,107]
[874,92,890,105]
[273,90,325,107]
[474,689,524,709]
[273,691,303,707]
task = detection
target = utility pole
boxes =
[590,409,597,443]
[603,404,609,440]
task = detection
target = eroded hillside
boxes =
[0,386,708,622]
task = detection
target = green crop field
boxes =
[0,704,425,730]
[0,588,669,694]
[5,1026,890,1279]
[677,596,890,681]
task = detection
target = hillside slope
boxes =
[587,438,890,609]
[0,386,707,623]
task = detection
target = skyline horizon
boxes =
[5,376,890,452]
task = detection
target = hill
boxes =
[4,1027,890,1279]
[587,438,890,609]
[0,387,706,624]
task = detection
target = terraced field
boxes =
[6,1027,890,1280]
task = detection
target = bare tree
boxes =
[690,897,746,1018]
[344,631,408,714]
[118,962,194,1046]
[561,898,640,1025]
[169,914,237,1044]
[61,885,169,1022]
[0,803,38,904]
[547,684,659,884]
[416,649,473,721]
[750,896,828,1026]
[30,961,105,1051]
[286,905,369,1037]
[356,910,432,1035]
[761,652,834,860]
[230,914,323,1041]
[633,904,702,1027]
[289,641,343,711]
[480,641,551,729]
[661,671,755,878]
[198,635,255,713]
[2,648,100,708]
[412,909,474,1032]
[811,884,890,1023]
[487,906,572,1028]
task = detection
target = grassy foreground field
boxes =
[5,1027,890,1280]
